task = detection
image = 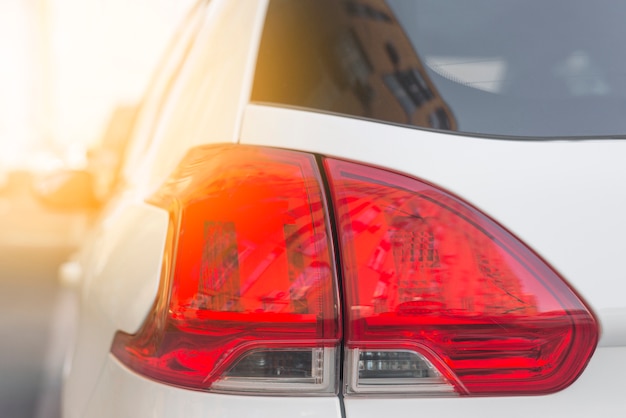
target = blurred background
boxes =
[0,1,194,417]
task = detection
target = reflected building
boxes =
[252,0,457,130]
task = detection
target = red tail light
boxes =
[111,145,341,394]
[112,145,597,397]
[324,158,598,396]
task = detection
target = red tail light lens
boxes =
[325,158,598,396]
[112,145,597,397]
[112,146,340,394]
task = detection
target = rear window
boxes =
[252,0,626,138]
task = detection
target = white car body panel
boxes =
[63,1,270,417]
[82,356,342,418]
[86,203,168,336]
[62,202,169,417]
[133,0,268,194]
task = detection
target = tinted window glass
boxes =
[252,0,626,138]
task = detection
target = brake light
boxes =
[111,145,341,394]
[111,145,597,397]
[324,158,598,396]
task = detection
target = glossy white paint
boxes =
[138,0,269,193]
[63,1,271,417]
[88,203,168,335]
[241,104,626,347]
[82,355,342,418]
[63,202,168,417]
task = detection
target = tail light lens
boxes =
[325,158,598,396]
[111,145,341,394]
[112,145,598,397]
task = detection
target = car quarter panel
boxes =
[83,355,342,418]
[63,202,169,417]
[63,1,271,416]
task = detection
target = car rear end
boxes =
[63,0,626,417]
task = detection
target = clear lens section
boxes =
[214,347,336,393]
[359,351,438,380]
[226,349,320,381]
[346,349,454,394]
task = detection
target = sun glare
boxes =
[0,0,194,172]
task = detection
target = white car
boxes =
[62,0,626,417]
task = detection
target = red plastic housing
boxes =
[112,145,340,390]
[324,158,598,395]
[111,144,598,397]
